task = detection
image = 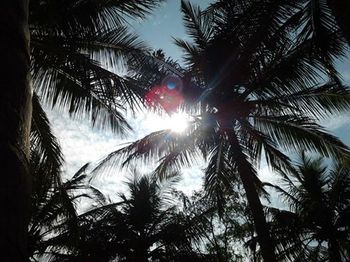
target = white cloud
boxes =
[46,107,123,176]
[177,166,205,195]
[46,105,297,206]
[46,107,207,199]
[258,165,288,210]
[319,113,350,131]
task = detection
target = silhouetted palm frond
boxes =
[31,93,63,188]
[263,154,350,261]
[30,0,164,133]
[29,163,105,261]
[42,171,207,261]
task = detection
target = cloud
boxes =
[46,106,207,200]
[258,165,288,210]
[319,113,350,131]
[177,166,205,195]
[46,107,123,177]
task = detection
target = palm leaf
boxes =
[31,93,63,186]
[254,114,350,160]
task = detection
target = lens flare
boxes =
[167,82,176,90]
[145,76,184,113]
[162,75,183,91]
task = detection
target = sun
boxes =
[143,111,190,134]
[167,112,189,133]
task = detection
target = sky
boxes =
[47,0,350,206]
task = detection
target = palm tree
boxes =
[28,162,104,262]
[264,154,350,261]
[1,0,164,260]
[43,172,206,262]
[97,1,350,261]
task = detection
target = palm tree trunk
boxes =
[227,132,276,262]
[134,248,149,262]
[327,0,350,46]
[329,237,342,262]
[134,237,149,262]
[237,158,277,262]
[0,0,32,261]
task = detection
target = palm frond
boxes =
[254,82,350,118]
[93,129,173,174]
[173,38,203,71]
[93,124,204,176]
[254,114,350,160]
[31,93,63,186]
[30,0,165,134]
[181,0,214,48]
[297,0,346,59]
[30,0,165,32]
[204,141,237,215]
[32,58,132,134]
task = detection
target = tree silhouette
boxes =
[43,172,208,262]
[28,108,102,261]
[97,1,350,261]
[307,0,350,48]
[29,0,165,133]
[28,162,104,262]
[264,153,350,261]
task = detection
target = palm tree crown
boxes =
[44,172,206,262]
[96,1,350,261]
[265,154,350,261]
[29,0,165,134]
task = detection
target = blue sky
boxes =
[129,0,212,61]
[48,0,350,203]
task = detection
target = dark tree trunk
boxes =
[133,248,149,262]
[0,0,32,261]
[327,0,350,46]
[237,158,277,262]
[133,237,149,262]
[227,132,276,262]
[329,236,342,262]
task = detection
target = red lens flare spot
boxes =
[145,85,184,113]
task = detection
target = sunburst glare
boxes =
[142,111,190,134]
[167,112,189,133]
